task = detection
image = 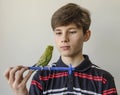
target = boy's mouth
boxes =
[60,46,70,50]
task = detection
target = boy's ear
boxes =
[83,30,91,42]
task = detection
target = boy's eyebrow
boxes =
[54,27,78,31]
[54,28,61,32]
[68,27,77,30]
[54,28,76,32]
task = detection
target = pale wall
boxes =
[0,0,120,94]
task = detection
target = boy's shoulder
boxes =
[89,63,114,80]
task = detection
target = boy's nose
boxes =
[61,39,69,43]
[61,34,69,43]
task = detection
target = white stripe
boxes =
[46,91,83,95]
[73,87,101,95]
[91,65,101,69]
[43,87,101,95]
[43,87,67,94]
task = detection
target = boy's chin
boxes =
[61,53,73,57]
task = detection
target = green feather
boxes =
[35,45,53,67]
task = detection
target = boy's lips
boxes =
[60,46,70,50]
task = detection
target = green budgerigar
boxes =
[34,45,54,67]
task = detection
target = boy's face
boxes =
[53,23,90,57]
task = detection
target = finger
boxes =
[9,66,23,84]
[14,67,28,84]
[22,70,34,84]
[3,67,13,80]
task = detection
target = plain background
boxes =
[0,0,120,94]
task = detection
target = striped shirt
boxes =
[29,55,118,95]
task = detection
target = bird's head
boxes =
[47,45,54,52]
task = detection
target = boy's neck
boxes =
[61,54,84,67]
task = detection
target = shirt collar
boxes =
[56,55,92,72]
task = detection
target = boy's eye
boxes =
[69,31,77,34]
[55,32,62,35]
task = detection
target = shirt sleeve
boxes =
[102,73,118,95]
[29,71,44,95]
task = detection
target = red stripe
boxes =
[39,72,68,81]
[74,72,107,84]
[103,88,117,95]
[31,80,43,90]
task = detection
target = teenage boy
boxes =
[4,3,118,95]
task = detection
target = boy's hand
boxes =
[4,66,33,95]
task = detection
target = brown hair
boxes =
[51,3,91,34]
